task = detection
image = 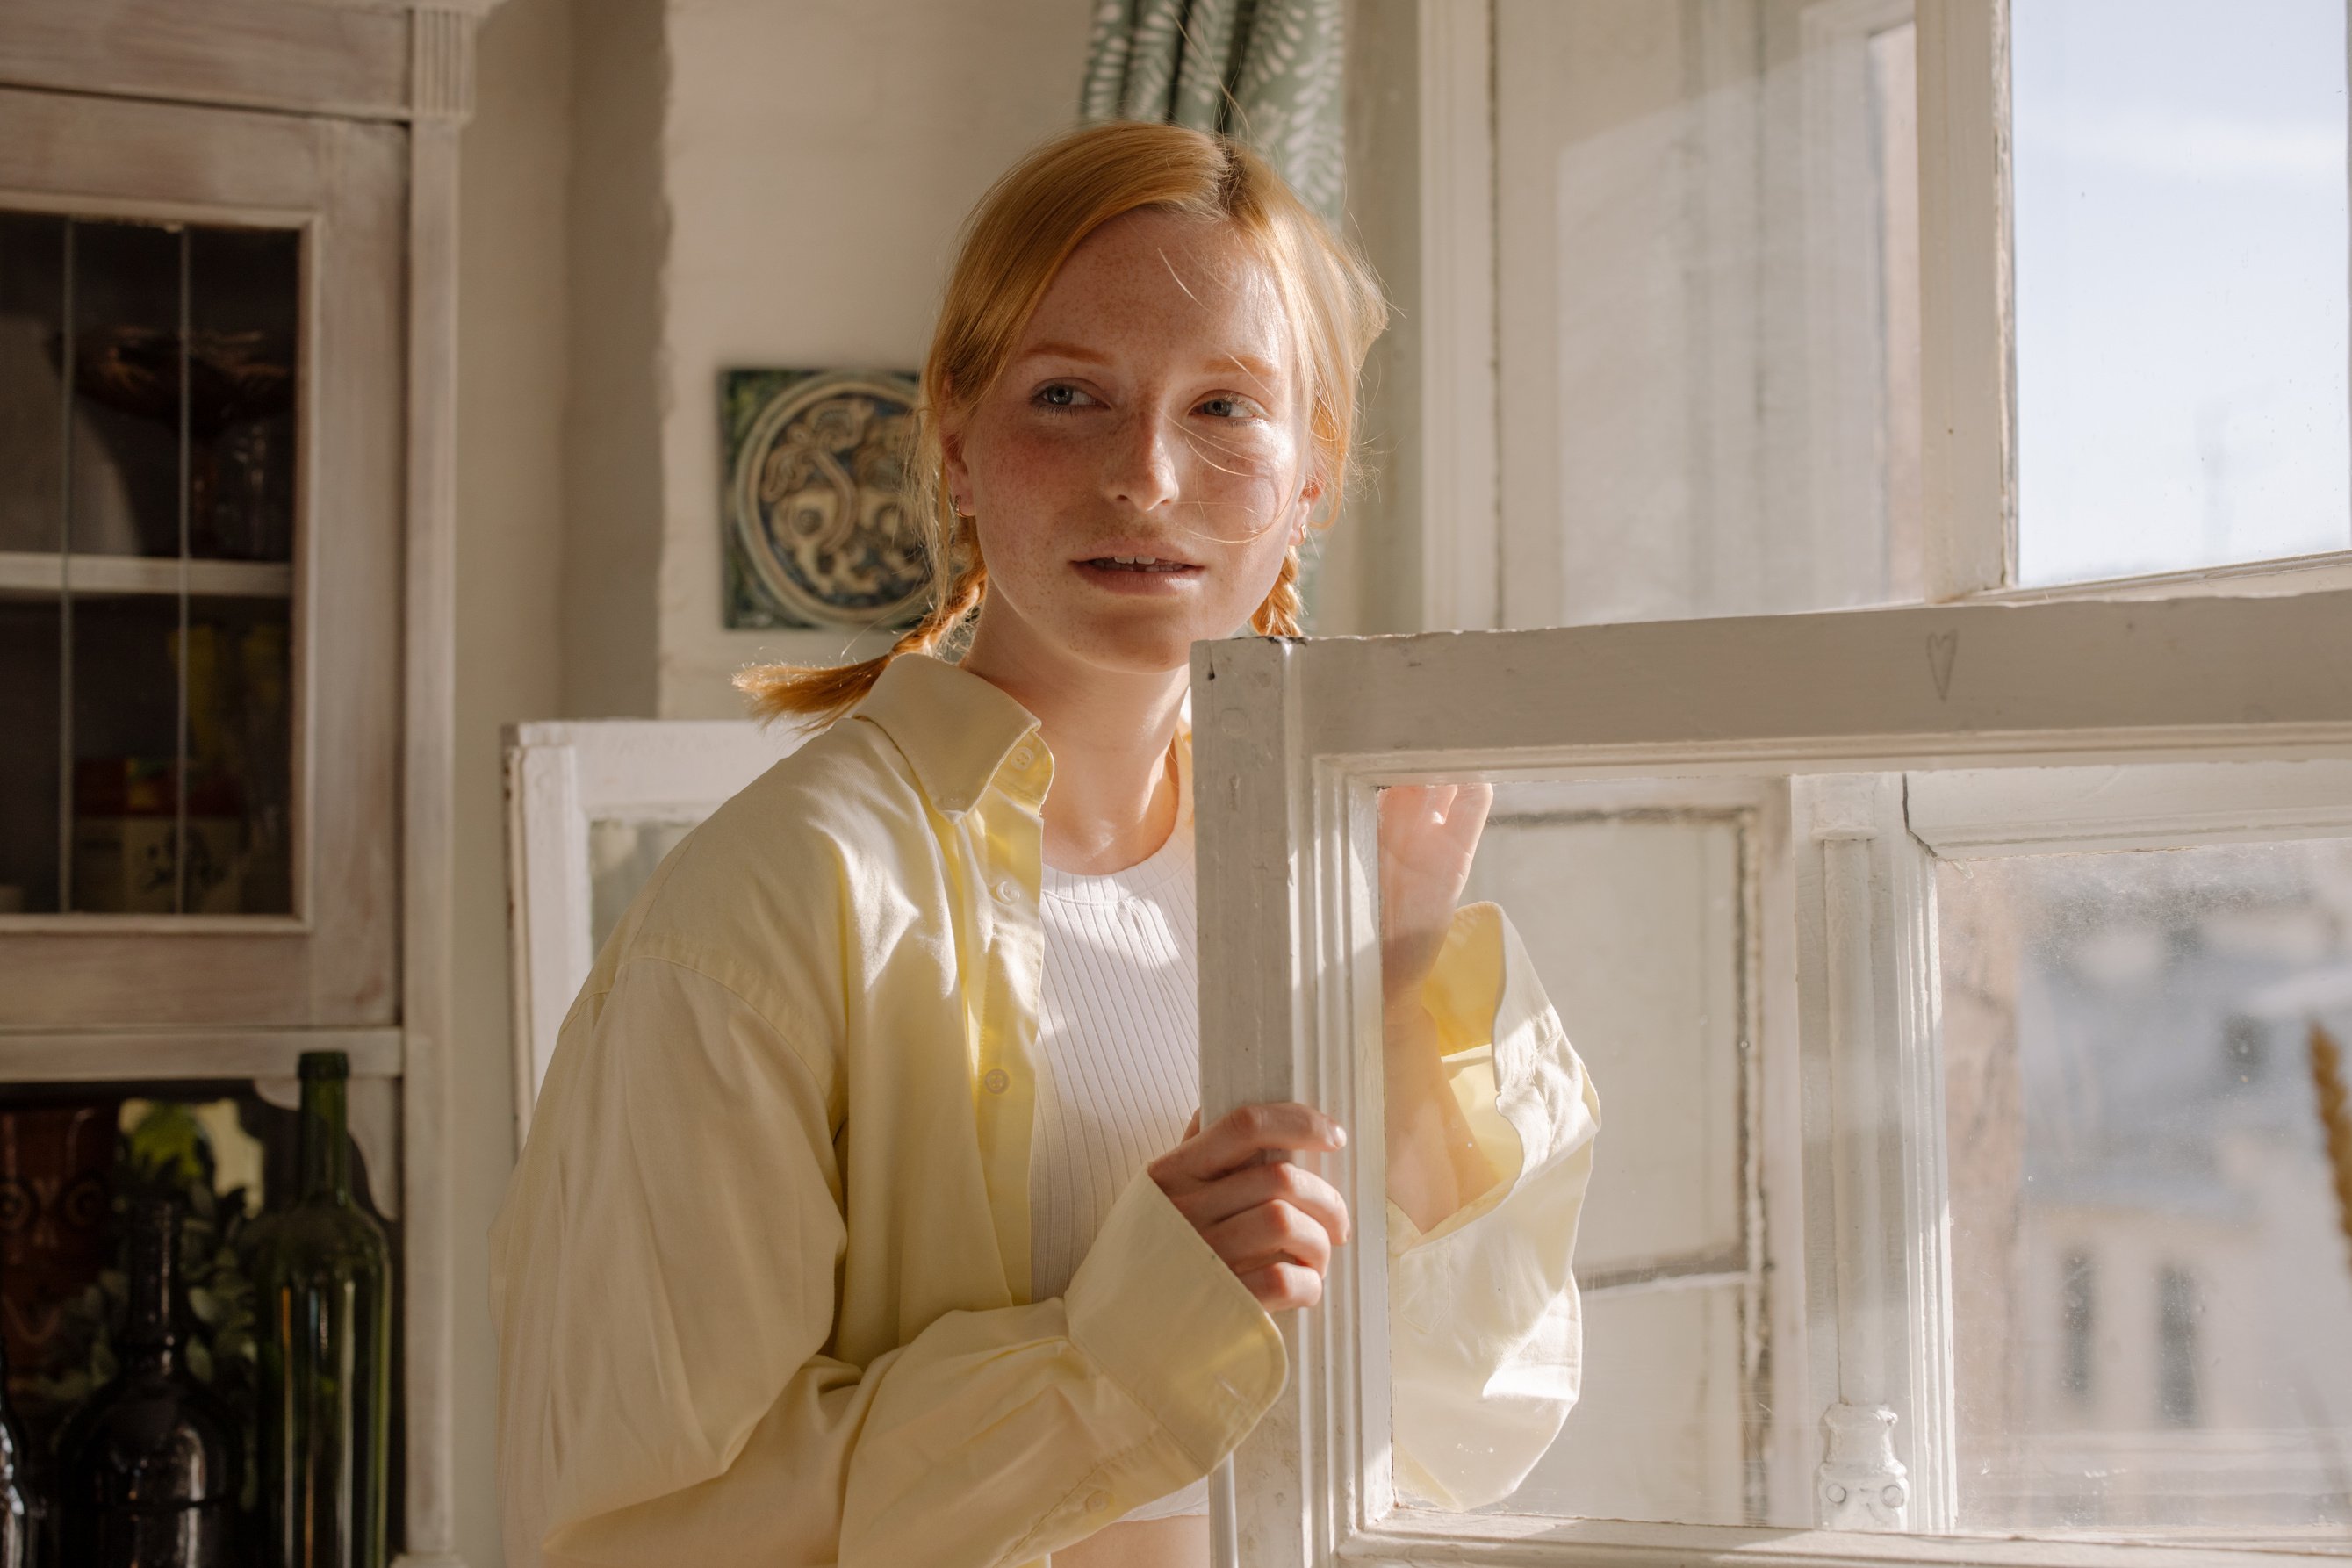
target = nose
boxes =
[1102,406,1180,514]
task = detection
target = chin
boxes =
[1071,622,1205,675]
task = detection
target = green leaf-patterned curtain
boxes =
[1079,0,1345,221]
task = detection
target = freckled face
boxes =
[945,209,1318,674]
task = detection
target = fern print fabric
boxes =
[1080,0,1345,221]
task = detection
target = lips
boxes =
[1073,539,1203,574]
[1071,544,1205,594]
[1083,555,1194,573]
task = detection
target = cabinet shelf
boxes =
[0,1026,400,1084]
[0,550,294,600]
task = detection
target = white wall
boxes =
[456,0,573,1561]
[654,0,1094,717]
[561,0,669,719]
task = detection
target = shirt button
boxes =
[983,1068,1011,1094]
[994,878,1020,903]
[1084,1491,1110,1514]
[1011,744,1037,769]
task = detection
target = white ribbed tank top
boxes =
[1030,806,1211,1521]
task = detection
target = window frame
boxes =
[1418,0,2352,629]
[500,718,802,1145]
[1189,588,2352,1568]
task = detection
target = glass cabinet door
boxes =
[0,87,404,1029]
[0,211,300,918]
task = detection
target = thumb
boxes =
[1184,1108,1202,1140]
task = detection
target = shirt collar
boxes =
[852,653,1043,816]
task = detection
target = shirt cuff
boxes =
[1063,1169,1288,1472]
[1400,901,1601,1249]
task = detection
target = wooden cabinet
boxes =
[0,4,489,1562]
[0,87,405,1031]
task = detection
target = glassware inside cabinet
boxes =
[0,1076,403,1557]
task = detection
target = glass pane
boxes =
[0,210,68,557]
[1494,2,1922,624]
[69,594,191,914]
[1380,781,1790,1527]
[0,596,62,914]
[64,594,292,916]
[2013,0,2352,585]
[66,219,183,560]
[189,596,294,914]
[1942,838,2352,1547]
[188,227,298,564]
[589,819,696,952]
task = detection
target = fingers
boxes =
[1172,1154,1350,1245]
[1446,782,1494,853]
[1153,1101,1344,1188]
[1205,1198,1335,1278]
[1147,1102,1353,1314]
[1239,1261,1325,1313]
[1379,782,1492,863]
[1379,783,1454,839]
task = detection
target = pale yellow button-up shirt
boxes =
[491,652,1600,1568]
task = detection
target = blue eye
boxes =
[1038,383,1085,408]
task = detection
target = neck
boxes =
[960,612,1187,876]
[300,1074,350,1202]
[121,1204,181,1372]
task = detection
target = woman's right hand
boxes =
[1148,1104,1351,1312]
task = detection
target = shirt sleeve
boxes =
[490,952,1286,1568]
[1384,902,1603,1512]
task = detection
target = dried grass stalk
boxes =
[2313,1023,2352,1270]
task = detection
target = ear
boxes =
[938,390,973,507]
[1290,466,1327,544]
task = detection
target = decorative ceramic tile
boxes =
[722,368,929,629]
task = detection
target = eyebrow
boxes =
[1017,341,1285,385]
[1019,341,1113,368]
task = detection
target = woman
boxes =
[492,122,1599,1568]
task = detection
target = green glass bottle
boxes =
[251,1052,391,1568]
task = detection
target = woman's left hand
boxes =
[1377,783,1493,1009]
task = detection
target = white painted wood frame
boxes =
[1790,773,1953,1533]
[1914,0,2011,601]
[1189,587,2352,1568]
[1419,0,2352,630]
[1413,0,1500,633]
[502,719,806,1144]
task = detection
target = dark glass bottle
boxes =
[58,1197,240,1565]
[0,1313,35,1568]
[251,1052,391,1568]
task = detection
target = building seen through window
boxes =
[1943,839,2352,1536]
